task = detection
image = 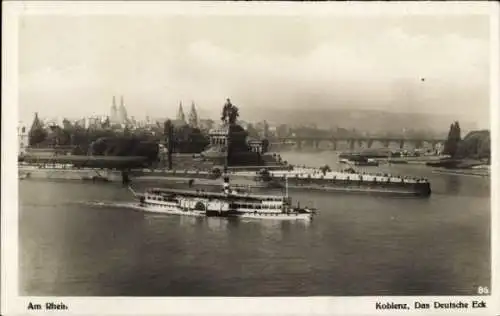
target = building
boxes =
[188,102,199,128]
[110,95,129,125]
[198,119,215,132]
[110,96,118,124]
[248,139,265,153]
[177,102,186,124]
[18,122,29,156]
[83,115,108,129]
[118,96,128,124]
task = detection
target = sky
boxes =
[18,12,491,128]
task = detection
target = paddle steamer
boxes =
[128,176,316,221]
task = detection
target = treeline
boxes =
[88,137,159,162]
[443,121,490,160]
[28,119,210,156]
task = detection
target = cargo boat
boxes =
[340,157,379,166]
[247,167,431,197]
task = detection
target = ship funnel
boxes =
[223,175,230,195]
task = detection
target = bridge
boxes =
[272,136,446,151]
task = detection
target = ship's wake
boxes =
[75,201,314,227]
[76,200,145,212]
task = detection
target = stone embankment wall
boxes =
[19,166,123,182]
[163,153,283,170]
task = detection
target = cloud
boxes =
[17,15,490,128]
[180,29,488,114]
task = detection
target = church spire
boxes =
[118,95,128,124]
[177,101,186,124]
[188,101,198,128]
[111,96,118,123]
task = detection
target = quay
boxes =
[19,162,432,197]
[18,98,431,197]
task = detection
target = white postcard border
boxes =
[2,1,499,315]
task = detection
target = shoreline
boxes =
[18,164,432,197]
[431,169,490,177]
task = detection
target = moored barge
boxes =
[244,167,432,197]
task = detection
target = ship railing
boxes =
[128,185,139,197]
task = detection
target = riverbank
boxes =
[432,169,490,177]
[18,163,431,197]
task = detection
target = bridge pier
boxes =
[331,139,337,151]
[349,139,355,150]
[414,140,423,149]
[399,140,405,149]
[296,140,302,151]
[304,140,313,149]
[357,139,363,149]
[314,140,319,150]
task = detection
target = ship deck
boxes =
[146,187,287,202]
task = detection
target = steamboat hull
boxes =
[131,191,314,221]
[136,202,312,221]
[135,203,206,217]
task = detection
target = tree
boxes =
[88,137,159,164]
[456,130,490,159]
[443,121,461,158]
[28,113,47,146]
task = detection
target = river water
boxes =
[19,151,490,296]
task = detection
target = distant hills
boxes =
[242,108,479,135]
[457,130,490,160]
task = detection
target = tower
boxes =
[18,121,29,155]
[188,101,198,128]
[110,96,118,124]
[118,95,128,124]
[177,101,186,124]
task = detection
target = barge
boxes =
[245,167,431,197]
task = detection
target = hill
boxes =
[243,108,478,135]
[457,130,490,159]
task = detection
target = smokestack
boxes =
[223,176,230,195]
